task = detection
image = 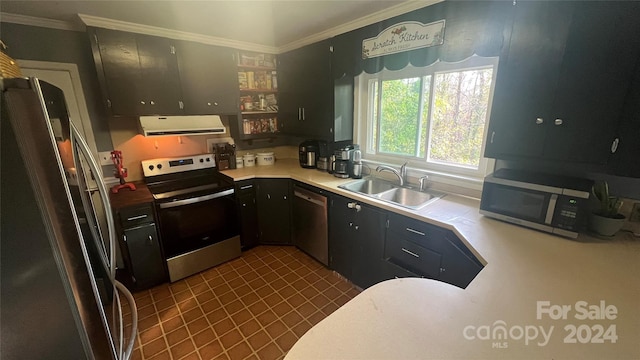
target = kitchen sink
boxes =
[377,187,444,209]
[338,178,396,195]
[339,178,444,209]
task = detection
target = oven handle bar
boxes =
[159,188,234,209]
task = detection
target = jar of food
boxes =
[256,152,275,166]
[243,153,256,167]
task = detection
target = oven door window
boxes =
[157,194,239,258]
[481,183,553,223]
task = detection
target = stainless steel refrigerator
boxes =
[1,77,138,359]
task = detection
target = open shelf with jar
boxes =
[237,51,279,138]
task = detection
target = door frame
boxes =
[16,60,99,158]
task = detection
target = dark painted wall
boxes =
[1,22,113,151]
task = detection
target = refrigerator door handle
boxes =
[115,280,137,360]
[70,122,118,277]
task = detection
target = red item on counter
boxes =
[110,150,136,193]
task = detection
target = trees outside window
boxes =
[357,56,498,187]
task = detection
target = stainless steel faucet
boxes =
[376,162,408,186]
[418,175,431,192]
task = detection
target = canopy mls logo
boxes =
[463,300,619,349]
[362,20,445,59]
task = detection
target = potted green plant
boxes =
[589,180,625,236]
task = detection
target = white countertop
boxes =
[222,159,640,359]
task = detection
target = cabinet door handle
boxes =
[127,214,148,221]
[148,235,153,246]
[347,202,361,212]
[535,117,544,125]
[240,184,253,190]
[123,234,127,243]
[401,247,420,258]
[267,194,271,200]
[611,138,619,153]
[406,227,425,236]
[554,118,563,126]
[302,107,305,121]
[490,131,495,144]
[298,108,302,120]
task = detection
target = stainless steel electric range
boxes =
[142,154,240,282]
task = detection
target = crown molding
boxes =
[277,0,442,53]
[2,1,441,54]
[78,14,279,54]
[0,12,84,31]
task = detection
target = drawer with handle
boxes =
[118,203,155,228]
[235,179,255,196]
[386,212,447,252]
[384,233,442,279]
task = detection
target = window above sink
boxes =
[353,55,498,191]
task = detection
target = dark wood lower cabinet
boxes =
[329,195,484,290]
[329,194,387,289]
[383,212,484,289]
[233,179,484,289]
[255,178,291,245]
[235,179,259,250]
[116,203,167,290]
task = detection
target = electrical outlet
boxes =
[629,203,640,223]
[98,151,113,166]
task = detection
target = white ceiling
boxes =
[0,1,434,51]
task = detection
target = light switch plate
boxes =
[98,151,113,166]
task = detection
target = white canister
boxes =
[256,152,275,166]
[235,156,244,168]
[243,153,256,167]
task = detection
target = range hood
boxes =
[139,115,226,136]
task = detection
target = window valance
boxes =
[331,1,512,79]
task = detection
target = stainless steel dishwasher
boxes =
[292,183,328,266]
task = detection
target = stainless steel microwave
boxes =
[480,169,593,238]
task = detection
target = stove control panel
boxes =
[142,154,215,177]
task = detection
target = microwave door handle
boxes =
[545,194,558,225]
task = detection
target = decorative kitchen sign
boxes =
[362,20,445,59]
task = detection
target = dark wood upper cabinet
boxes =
[90,28,143,115]
[90,28,182,116]
[136,33,183,115]
[176,41,239,115]
[485,1,640,165]
[278,39,336,140]
[90,27,238,117]
[484,1,570,160]
[612,53,640,177]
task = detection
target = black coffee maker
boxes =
[299,140,318,168]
